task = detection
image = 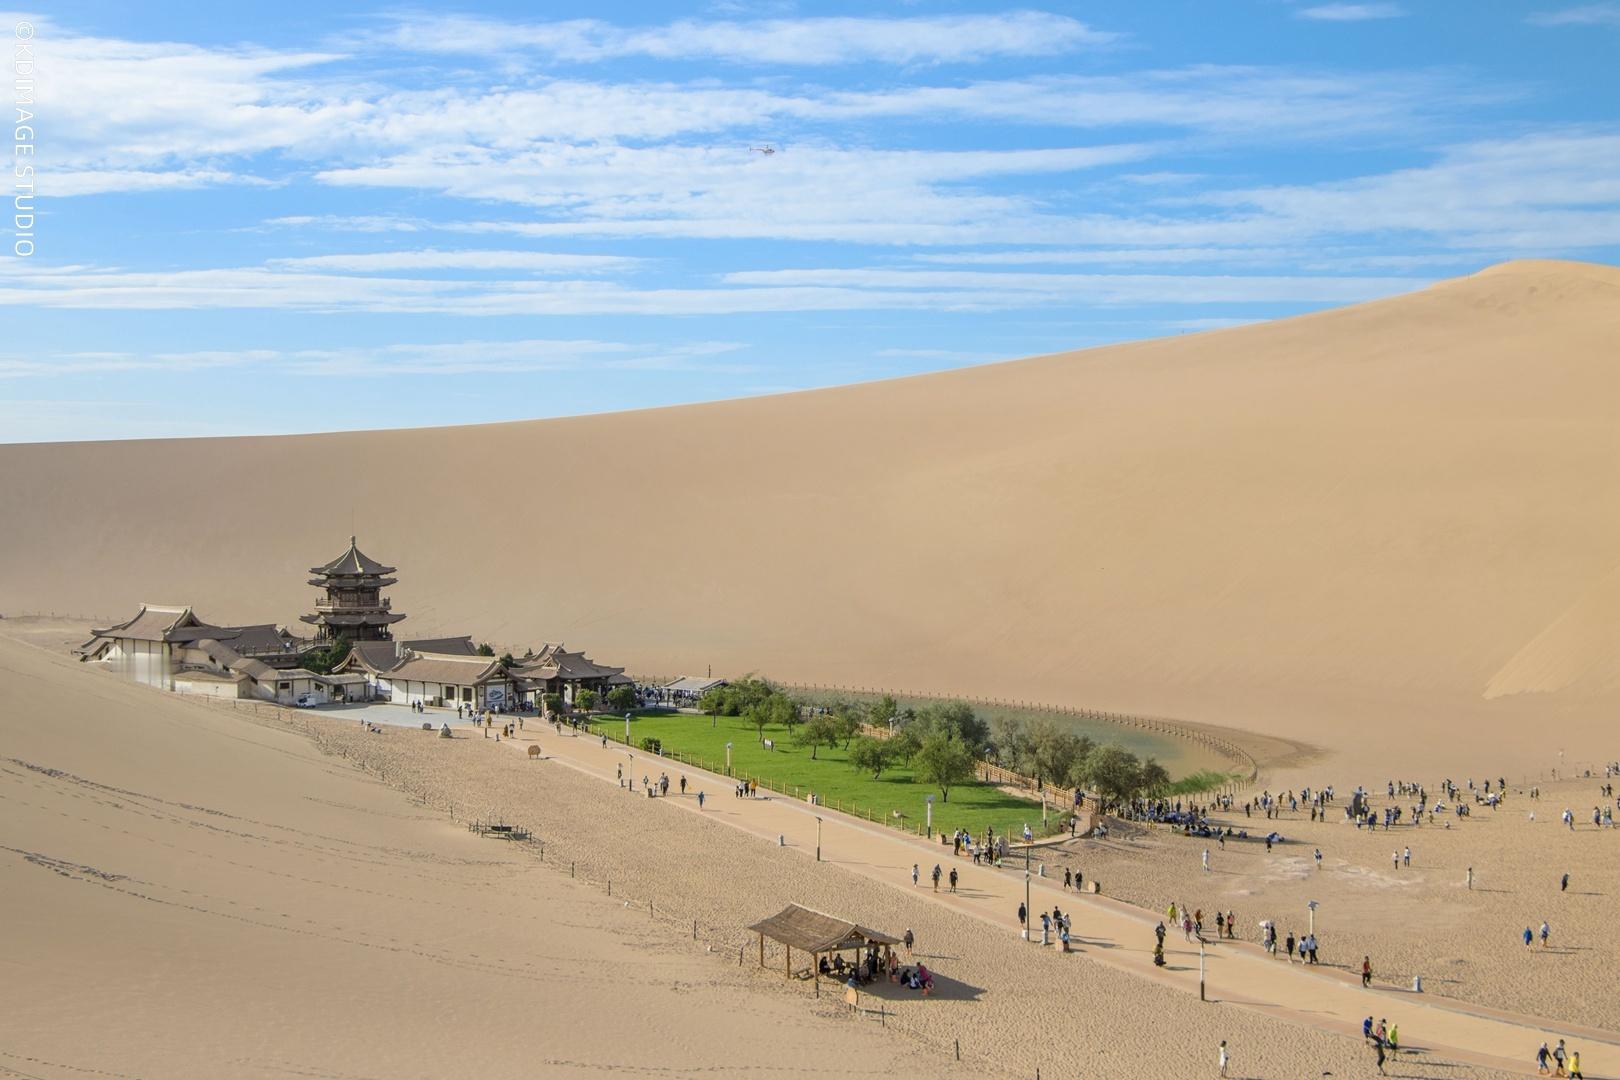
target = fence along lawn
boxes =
[587,711,1063,839]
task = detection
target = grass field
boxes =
[586,710,1063,839]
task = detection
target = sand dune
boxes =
[3,259,1618,780]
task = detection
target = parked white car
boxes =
[294,694,318,708]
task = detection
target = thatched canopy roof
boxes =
[747,904,899,953]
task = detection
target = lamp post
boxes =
[816,816,823,862]
[1023,844,1032,941]
[624,712,632,742]
[1199,939,1207,1001]
[1307,899,1318,938]
[725,741,733,776]
[925,794,934,838]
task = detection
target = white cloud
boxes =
[1527,3,1620,25]
[267,250,641,273]
[42,168,274,197]
[0,339,750,378]
[373,11,1117,64]
[1297,4,1406,21]
[719,268,1423,304]
[312,142,1155,245]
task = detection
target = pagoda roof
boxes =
[310,536,396,577]
[300,611,407,627]
[90,604,209,643]
[383,652,507,686]
[511,643,625,682]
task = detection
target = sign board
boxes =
[485,686,506,707]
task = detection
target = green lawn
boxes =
[586,710,1064,839]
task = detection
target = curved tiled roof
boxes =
[310,536,396,577]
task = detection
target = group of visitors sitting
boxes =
[817,949,933,994]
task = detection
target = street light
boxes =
[815,816,823,862]
[725,741,733,776]
[1023,840,1032,941]
[624,712,632,742]
[925,794,934,837]
[1307,899,1319,938]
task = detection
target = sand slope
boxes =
[3,259,1618,779]
[0,628,977,1080]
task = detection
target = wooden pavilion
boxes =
[746,904,899,997]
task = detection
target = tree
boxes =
[990,715,1032,771]
[744,691,796,744]
[832,703,864,749]
[575,688,600,713]
[499,652,515,668]
[1139,757,1172,796]
[542,692,563,716]
[914,730,976,802]
[796,713,840,760]
[300,637,350,675]
[1081,744,1143,806]
[476,642,496,657]
[606,685,637,713]
[915,701,988,751]
[1029,720,1091,790]
[867,694,899,732]
[848,735,891,779]
[887,724,923,766]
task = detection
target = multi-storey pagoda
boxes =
[301,536,406,643]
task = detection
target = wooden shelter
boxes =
[746,904,899,996]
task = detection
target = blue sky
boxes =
[2,1,1617,442]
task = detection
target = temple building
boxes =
[509,643,632,705]
[301,536,406,643]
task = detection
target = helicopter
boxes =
[749,145,776,155]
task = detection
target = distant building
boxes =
[79,604,349,705]
[376,651,512,710]
[509,643,631,705]
[301,536,406,643]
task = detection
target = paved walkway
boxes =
[498,721,1618,1076]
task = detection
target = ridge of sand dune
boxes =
[2,259,1618,782]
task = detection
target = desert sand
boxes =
[12,622,1597,1079]
[2,260,1618,785]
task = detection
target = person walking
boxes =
[1374,1037,1387,1075]
[696,790,704,809]
[1285,931,1296,962]
[1219,1039,1229,1078]
[932,864,942,892]
[1553,1039,1567,1076]
[1524,926,1535,947]
[679,774,687,795]
[1467,866,1474,890]
[1361,956,1373,987]
[911,863,920,887]
[1538,1041,1552,1074]
[1064,867,1073,889]
[1202,848,1211,873]
[1561,872,1569,892]
[1540,920,1551,947]
[1402,846,1411,867]
[948,867,958,893]
[1314,847,1323,870]
[903,928,914,954]
[1569,1047,1583,1078]
[1018,901,1028,931]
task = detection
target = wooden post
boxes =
[785,944,791,979]
[759,933,765,968]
